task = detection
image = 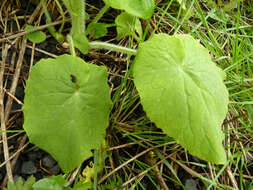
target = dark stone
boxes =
[50,165,61,175]
[27,152,39,161]
[185,179,198,190]
[42,155,56,168]
[21,161,37,174]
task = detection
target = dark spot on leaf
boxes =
[70,74,76,83]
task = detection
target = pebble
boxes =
[42,155,56,168]
[185,179,198,190]
[21,161,37,174]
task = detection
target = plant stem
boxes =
[40,0,56,35]
[40,0,64,42]
[91,4,110,24]
[63,0,85,35]
[93,149,98,190]
[67,35,76,57]
[54,0,65,33]
[89,41,137,55]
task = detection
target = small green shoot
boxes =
[115,12,143,41]
[86,23,108,39]
[4,176,36,190]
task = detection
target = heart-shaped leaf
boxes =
[23,54,112,172]
[103,0,155,19]
[25,25,46,43]
[133,34,229,164]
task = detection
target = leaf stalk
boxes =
[89,41,137,55]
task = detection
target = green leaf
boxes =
[73,33,89,54]
[23,176,36,190]
[72,181,92,190]
[33,175,68,190]
[103,0,155,19]
[25,25,46,43]
[133,34,229,164]
[86,23,108,39]
[23,54,112,172]
[5,176,35,190]
[115,12,142,40]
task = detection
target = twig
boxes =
[208,163,216,190]
[66,165,81,185]
[0,19,70,43]
[114,154,172,190]
[107,139,146,151]
[1,135,28,187]
[0,132,22,144]
[0,44,14,183]
[144,151,169,190]
[29,43,36,74]
[0,4,40,185]
[2,88,24,105]
[225,166,239,189]
[0,141,29,169]
[4,37,27,121]
[98,142,172,184]
[26,45,58,58]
